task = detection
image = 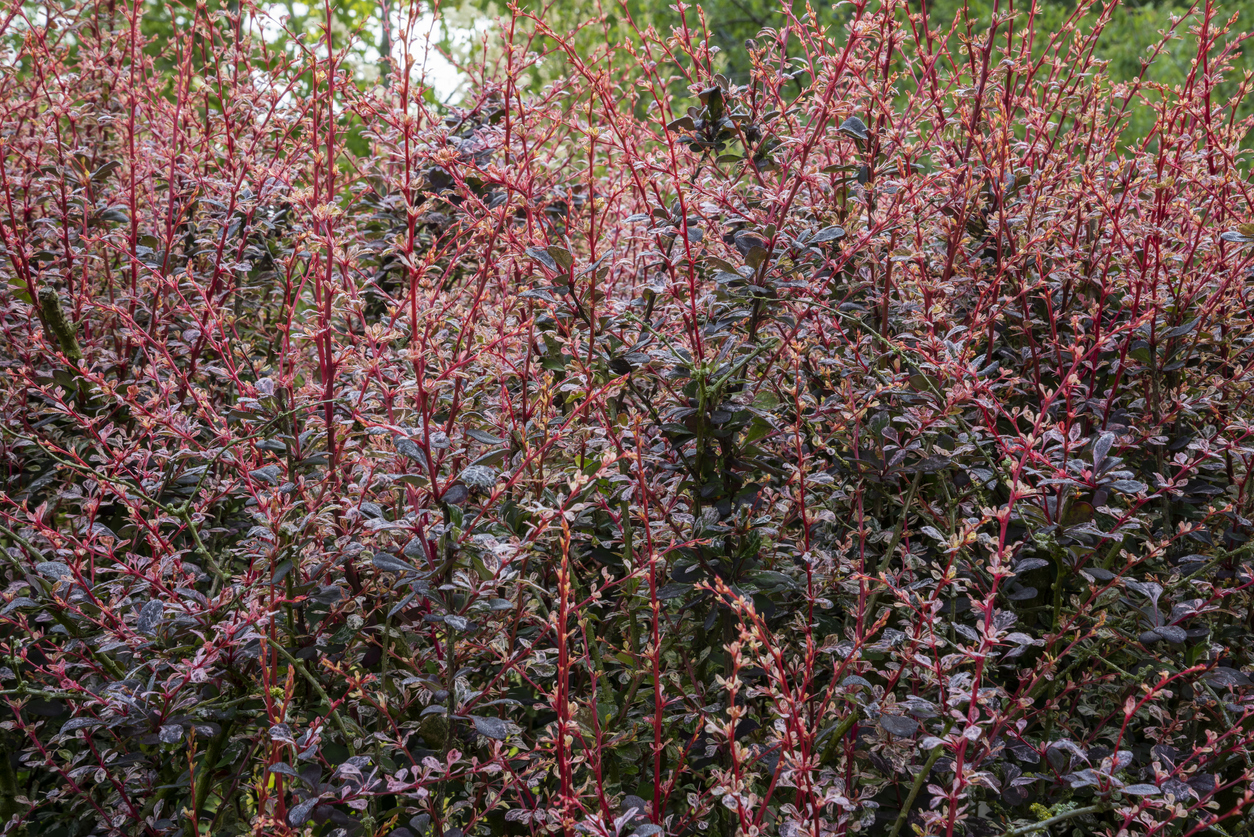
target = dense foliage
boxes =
[471,0,1250,134]
[4,1,1254,836]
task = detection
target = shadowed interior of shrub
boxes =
[3,1,1254,835]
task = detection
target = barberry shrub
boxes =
[3,0,1254,835]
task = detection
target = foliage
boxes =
[3,1,1254,836]
[460,0,1254,140]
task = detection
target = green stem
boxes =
[189,718,234,828]
[863,469,925,620]
[887,742,944,837]
[0,732,24,835]
[818,707,858,766]
[1003,804,1108,836]
[265,640,354,749]
[38,286,82,364]
[887,718,954,837]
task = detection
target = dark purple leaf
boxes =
[36,561,72,580]
[880,715,918,738]
[373,552,413,574]
[137,600,163,635]
[1204,667,1252,688]
[838,116,869,140]
[1092,432,1116,469]
[60,717,103,734]
[471,715,510,740]
[287,796,321,826]
[809,226,846,244]
[1012,557,1050,574]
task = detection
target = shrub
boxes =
[4,1,1254,836]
